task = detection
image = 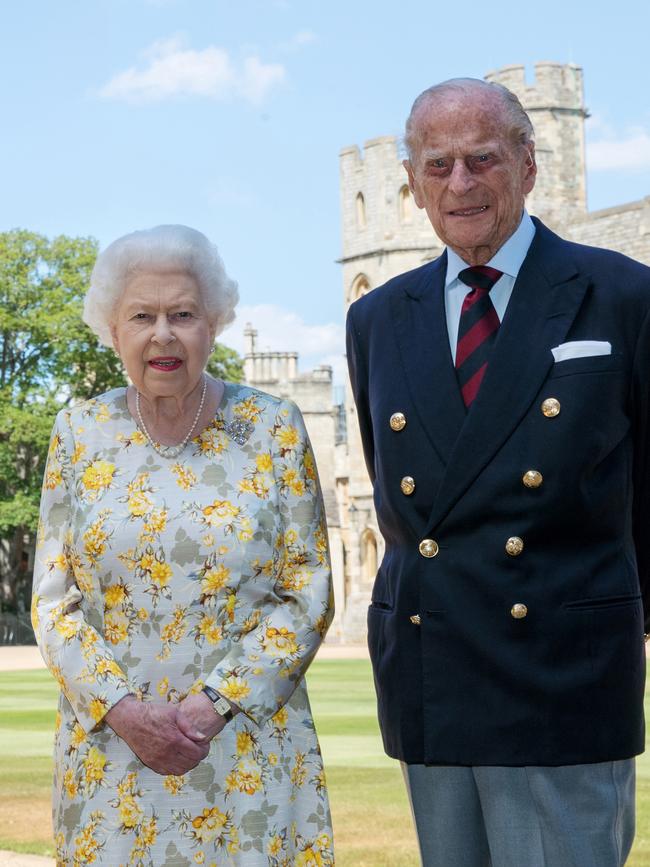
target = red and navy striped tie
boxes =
[455,266,503,407]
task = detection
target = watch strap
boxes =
[202,685,233,722]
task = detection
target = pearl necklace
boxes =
[135,377,208,459]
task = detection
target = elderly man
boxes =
[346,78,650,866]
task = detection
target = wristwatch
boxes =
[202,685,233,722]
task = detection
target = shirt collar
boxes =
[445,210,536,287]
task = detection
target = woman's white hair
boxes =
[83,224,239,347]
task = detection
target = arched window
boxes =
[399,185,413,223]
[361,530,378,584]
[350,274,370,302]
[356,192,366,230]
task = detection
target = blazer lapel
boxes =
[391,253,467,466]
[426,223,591,530]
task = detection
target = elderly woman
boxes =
[31,225,335,866]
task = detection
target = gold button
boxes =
[419,539,439,558]
[410,614,421,625]
[541,398,561,418]
[511,603,528,619]
[390,412,406,431]
[505,536,524,557]
[401,476,415,495]
[522,470,543,489]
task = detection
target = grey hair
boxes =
[83,224,239,347]
[404,77,535,161]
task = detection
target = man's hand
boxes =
[177,692,229,745]
[105,695,210,775]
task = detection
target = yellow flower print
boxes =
[95,403,110,422]
[157,676,169,697]
[194,852,205,864]
[139,507,168,544]
[119,793,143,829]
[193,422,229,456]
[236,731,254,756]
[137,607,149,621]
[171,462,198,490]
[203,533,215,547]
[45,466,63,489]
[94,657,122,679]
[191,806,229,843]
[71,442,87,464]
[202,499,240,527]
[220,675,251,703]
[276,424,299,452]
[83,510,111,567]
[284,529,298,546]
[290,752,307,789]
[104,610,129,645]
[163,774,185,795]
[200,563,231,602]
[234,395,263,423]
[261,626,300,658]
[150,560,173,587]
[63,767,78,798]
[70,722,87,752]
[54,613,81,641]
[281,467,305,496]
[136,815,158,848]
[30,593,40,632]
[128,490,153,518]
[268,752,278,766]
[272,707,289,731]
[158,606,188,659]
[237,517,254,542]
[267,834,285,856]
[225,760,263,795]
[72,811,105,865]
[304,448,317,482]
[104,583,126,609]
[89,696,110,723]
[256,452,273,473]
[81,459,116,499]
[83,746,107,786]
[139,552,155,572]
[195,614,223,646]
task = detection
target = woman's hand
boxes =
[176,692,230,745]
[105,695,210,775]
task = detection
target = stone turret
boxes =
[485,62,588,228]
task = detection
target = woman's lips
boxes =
[148,357,183,371]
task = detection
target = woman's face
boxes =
[110,269,216,401]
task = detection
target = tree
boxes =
[0,229,243,615]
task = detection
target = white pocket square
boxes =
[551,340,612,362]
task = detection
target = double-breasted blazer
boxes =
[346,218,650,766]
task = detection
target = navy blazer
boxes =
[346,219,650,766]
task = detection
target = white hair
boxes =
[404,77,535,161]
[83,224,239,347]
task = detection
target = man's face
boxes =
[404,90,536,265]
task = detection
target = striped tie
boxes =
[455,266,503,407]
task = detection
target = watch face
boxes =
[214,696,231,716]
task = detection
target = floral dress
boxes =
[31,383,335,867]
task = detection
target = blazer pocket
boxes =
[547,353,624,379]
[563,593,641,611]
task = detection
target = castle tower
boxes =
[485,62,588,229]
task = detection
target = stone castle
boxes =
[245,62,650,641]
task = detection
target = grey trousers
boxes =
[402,760,635,867]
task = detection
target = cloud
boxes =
[586,114,650,172]
[99,36,285,105]
[278,30,317,52]
[220,304,346,385]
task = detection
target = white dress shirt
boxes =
[444,211,536,359]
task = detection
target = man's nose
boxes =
[151,316,175,345]
[448,161,476,196]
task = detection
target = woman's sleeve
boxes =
[31,410,132,733]
[202,399,334,726]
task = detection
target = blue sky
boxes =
[3,0,650,382]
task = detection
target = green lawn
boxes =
[2,661,650,865]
